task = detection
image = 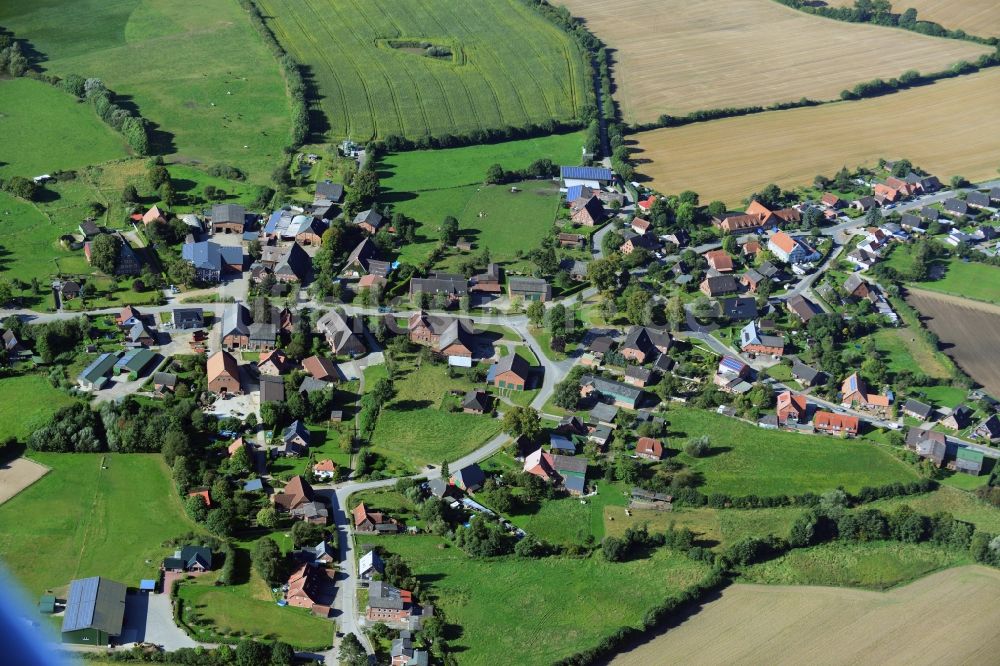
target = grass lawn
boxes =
[913,384,968,408]
[0,375,77,443]
[741,541,969,590]
[363,534,713,666]
[508,480,629,546]
[0,191,92,288]
[269,425,352,479]
[176,567,332,650]
[0,0,292,184]
[940,472,992,491]
[377,132,583,268]
[887,247,1000,305]
[870,327,950,379]
[0,78,129,179]
[604,505,805,550]
[368,356,501,474]
[0,453,200,596]
[663,407,919,496]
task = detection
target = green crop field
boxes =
[664,407,919,496]
[362,534,713,666]
[367,355,501,474]
[0,375,77,443]
[377,132,583,269]
[741,541,969,590]
[0,78,129,179]
[0,0,292,183]
[0,453,200,596]
[256,0,588,141]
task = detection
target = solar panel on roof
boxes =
[560,166,613,181]
[62,577,99,632]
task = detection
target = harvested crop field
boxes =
[634,68,1000,204]
[257,0,588,141]
[611,566,1000,666]
[823,0,1000,38]
[0,458,50,505]
[906,289,1000,398]
[561,0,989,124]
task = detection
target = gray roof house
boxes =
[172,308,204,329]
[316,309,367,356]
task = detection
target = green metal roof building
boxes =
[114,347,156,378]
[61,576,126,646]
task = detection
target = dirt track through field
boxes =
[561,0,989,123]
[611,566,1000,666]
[0,458,49,505]
[906,289,1000,398]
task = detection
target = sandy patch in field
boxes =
[611,566,1000,666]
[0,458,50,505]
[906,288,1000,397]
[561,0,989,123]
[634,68,1000,205]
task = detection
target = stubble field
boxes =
[905,289,1000,398]
[611,566,1000,666]
[634,67,1000,204]
[560,0,990,123]
[256,0,588,141]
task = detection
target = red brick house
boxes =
[407,312,474,358]
[353,502,400,534]
[704,250,734,272]
[285,563,325,609]
[493,353,530,391]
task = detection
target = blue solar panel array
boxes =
[560,166,613,181]
[61,577,98,632]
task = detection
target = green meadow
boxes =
[0,453,200,596]
[0,78,129,179]
[664,407,919,496]
[0,375,77,442]
[0,0,292,183]
[362,534,713,666]
[256,0,588,141]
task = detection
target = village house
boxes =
[352,208,385,235]
[700,274,739,297]
[631,217,651,235]
[635,437,664,461]
[704,250,734,272]
[768,231,819,264]
[721,296,757,321]
[820,193,843,209]
[776,391,808,425]
[153,371,177,394]
[941,404,973,431]
[171,308,203,330]
[366,581,429,626]
[972,414,1000,441]
[619,230,661,255]
[813,411,860,437]
[851,196,878,212]
[624,365,653,388]
[302,355,338,382]
[557,232,586,249]
[409,273,468,306]
[840,373,891,416]
[901,398,934,421]
[966,191,992,210]
[491,353,530,391]
[450,464,486,492]
[580,374,642,409]
[342,237,390,279]
[354,503,401,534]
[211,204,247,234]
[570,195,606,226]
[786,294,821,323]
[273,475,317,514]
[142,205,166,226]
[905,428,947,467]
[621,325,671,364]
[740,269,764,293]
[560,165,613,190]
[162,545,213,573]
[552,455,588,495]
[220,303,252,349]
[943,198,968,218]
[359,549,385,581]
[523,448,558,483]
[469,263,502,295]
[257,349,291,376]
[508,277,552,302]
[461,390,492,415]
[712,200,800,233]
[206,350,241,395]
[278,420,311,457]
[182,241,243,282]
[950,448,985,476]
[285,563,326,610]
[589,402,619,426]
[740,321,784,356]
[407,312,475,358]
[391,630,430,666]
[714,355,752,394]
[316,309,367,356]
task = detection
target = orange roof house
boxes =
[142,205,166,226]
[286,563,324,609]
[814,411,860,436]
[207,350,241,395]
[704,250,734,272]
[635,437,664,460]
[187,488,212,508]
[840,373,891,414]
[227,437,248,457]
[713,200,801,233]
[776,391,808,425]
[523,448,557,482]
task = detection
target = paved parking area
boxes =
[118,592,197,650]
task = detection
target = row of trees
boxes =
[60,75,149,155]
